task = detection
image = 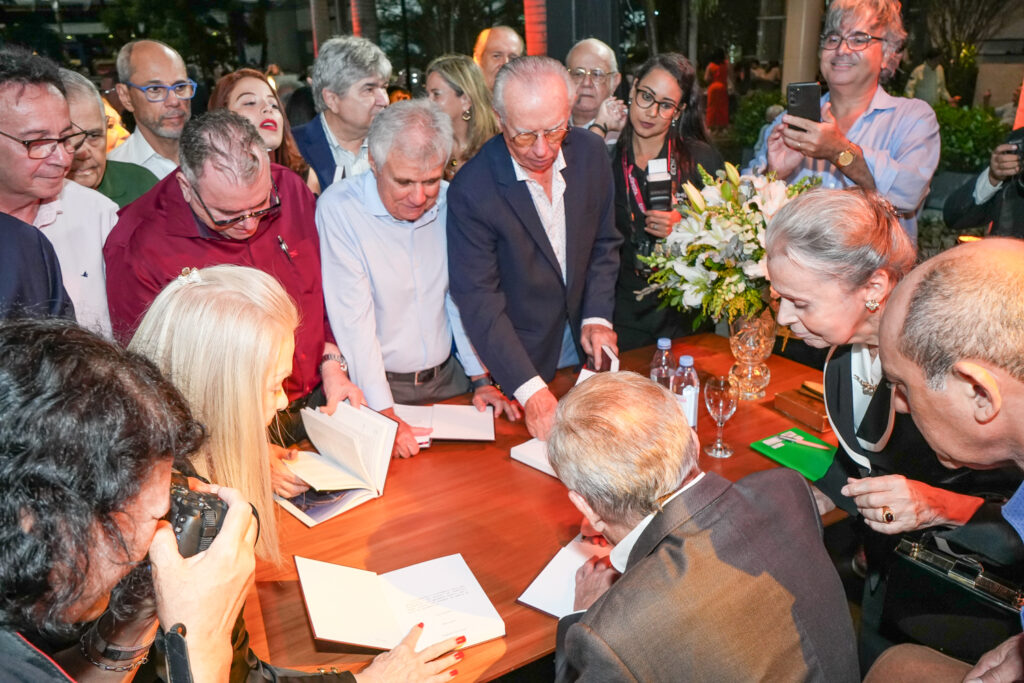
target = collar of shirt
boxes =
[358,170,443,229]
[321,113,369,174]
[1003,484,1024,543]
[510,148,567,184]
[117,130,175,171]
[32,181,66,230]
[608,471,706,573]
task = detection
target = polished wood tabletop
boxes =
[244,333,837,681]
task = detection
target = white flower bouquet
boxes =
[637,162,819,327]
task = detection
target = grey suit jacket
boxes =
[555,469,859,682]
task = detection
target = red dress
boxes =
[705,61,729,128]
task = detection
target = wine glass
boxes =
[704,376,739,458]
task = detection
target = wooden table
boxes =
[245,333,837,680]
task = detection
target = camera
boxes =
[167,472,229,558]
[645,158,673,212]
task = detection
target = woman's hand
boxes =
[355,624,464,683]
[269,444,310,498]
[841,475,986,534]
[643,208,682,239]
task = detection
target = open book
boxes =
[276,404,397,527]
[518,535,612,619]
[295,554,505,651]
[393,404,495,448]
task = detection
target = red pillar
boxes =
[524,0,547,56]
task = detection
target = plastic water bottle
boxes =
[650,338,675,388]
[672,355,700,427]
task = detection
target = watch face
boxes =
[837,150,854,167]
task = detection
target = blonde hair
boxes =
[129,265,298,564]
[548,372,698,525]
[426,54,500,162]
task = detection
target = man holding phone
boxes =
[747,0,939,242]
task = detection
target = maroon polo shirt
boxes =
[104,163,334,402]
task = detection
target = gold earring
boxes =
[461,108,472,121]
[865,299,880,312]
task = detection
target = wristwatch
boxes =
[836,146,856,168]
[470,376,494,390]
[320,353,348,374]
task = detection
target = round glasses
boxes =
[125,79,198,102]
[820,32,884,51]
[568,67,615,84]
[0,129,87,159]
[633,86,680,120]
[509,126,570,148]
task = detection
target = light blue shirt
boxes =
[1001,484,1024,629]
[747,86,940,241]
[316,171,485,410]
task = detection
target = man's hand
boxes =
[524,388,558,441]
[644,208,682,239]
[149,485,258,683]
[580,324,618,371]
[355,624,464,683]
[593,96,627,134]
[472,383,521,421]
[988,143,1022,185]
[573,555,619,611]
[779,104,846,162]
[381,408,431,458]
[964,633,1024,683]
[766,126,803,180]
[580,517,608,547]
[269,443,310,498]
[321,363,365,416]
[841,475,984,534]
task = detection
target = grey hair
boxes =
[58,68,104,117]
[179,110,267,188]
[312,36,392,113]
[493,55,574,120]
[823,0,907,78]
[565,38,619,74]
[766,187,916,289]
[548,372,697,525]
[368,99,453,168]
[116,39,178,83]
[900,239,1024,390]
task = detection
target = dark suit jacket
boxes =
[555,469,859,682]
[821,345,1024,566]
[292,113,336,192]
[943,127,1024,238]
[446,130,621,394]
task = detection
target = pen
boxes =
[779,433,832,450]
[277,235,293,263]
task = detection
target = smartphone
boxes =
[786,82,821,132]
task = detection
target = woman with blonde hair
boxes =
[130,264,296,564]
[425,54,499,179]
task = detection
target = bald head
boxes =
[565,38,621,125]
[473,26,524,91]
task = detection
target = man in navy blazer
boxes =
[447,56,621,440]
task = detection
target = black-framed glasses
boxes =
[125,79,198,102]
[193,178,281,228]
[508,125,570,148]
[71,121,106,149]
[634,86,680,119]
[820,31,885,51]
[568,67,615,84]
[0,128,87,159]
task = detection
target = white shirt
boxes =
[107,129,178,179]
[316,172,486,411]
[320,114,371,184]
[33,180,117,337]
[973,168,1003,205]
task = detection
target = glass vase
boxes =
[728,309,776,400]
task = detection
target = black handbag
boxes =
[879,536,1024,662]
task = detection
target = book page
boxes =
[392,404,433,429]
[304,404,397,492]
[380,554,505,652]
[294,556,401,649]
[275,488,376,527]
[300,408,373,485]
[284,451,369,492]
[510,438,557,478]
[518,536,611,619]
[429,405,494,441]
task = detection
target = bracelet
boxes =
[79,632,150,672]
[588,122,608,136]
[470,376,494,390]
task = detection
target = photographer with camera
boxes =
[943,127,1024,238]
[0,317,258,681]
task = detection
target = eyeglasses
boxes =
[568,67,615,84]
[820,31,885,51]
[508,125,570,148]
[71,121,107,149]
[125,79,198,102]
[0,128,87,159]
[193,178,282,228]
[633,86,680,119]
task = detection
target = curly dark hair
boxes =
[0,318,205,640]
[0,45,64,95]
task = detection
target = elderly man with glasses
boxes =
[565,38,624,144]
[0,47,117,336]
[747,0,939,242]
[447,56,621,441]
[108,40,194,179]
[104,110,363,497]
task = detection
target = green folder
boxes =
[750,427,836,481]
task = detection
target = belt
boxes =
[385,356,453,385]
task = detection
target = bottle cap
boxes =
[657,338,672,350]
[679,355,694,366]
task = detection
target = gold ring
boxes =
[882,506,895,524]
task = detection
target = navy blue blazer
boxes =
[446,129,621,395]
[292,113,336,191]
